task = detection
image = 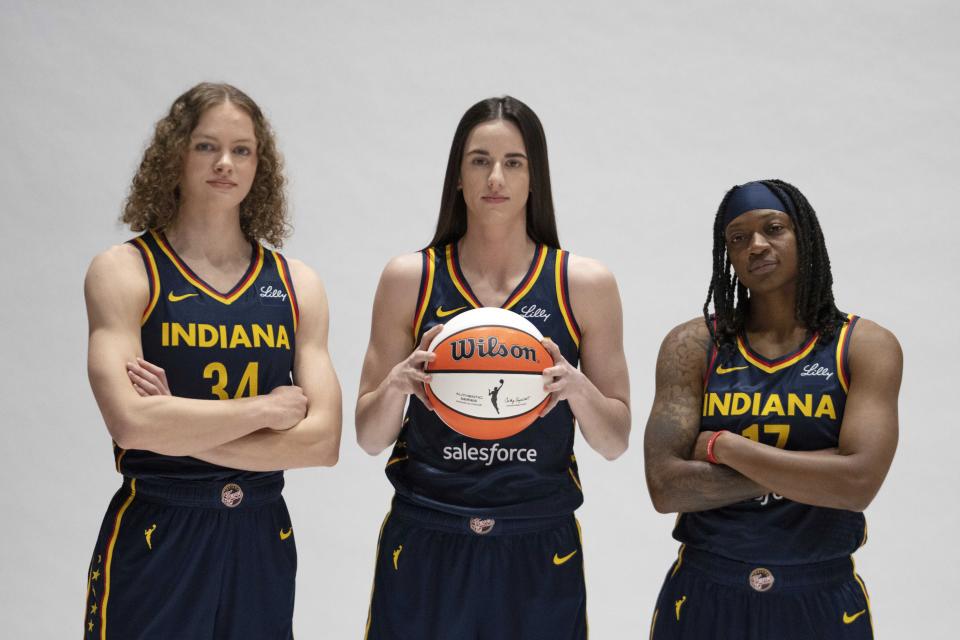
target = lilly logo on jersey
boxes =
[800,363,834,380]
[449,336,539,362]
[258,284,288,305]
[519,304,551,322]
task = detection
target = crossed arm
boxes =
[644,317,902,514]
[86,245,341,471]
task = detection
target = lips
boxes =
[482,196,509,203]
[207,179,237,188]
[748,260,778,274]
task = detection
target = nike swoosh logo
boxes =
[843,610,867,624]
[436,305,468,318]
[279,528,293,541]
[716,365,749,375]
[553,550,578,566]
[168,291,198,302]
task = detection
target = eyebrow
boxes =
[465,149,527,159]
[193,133,256,145]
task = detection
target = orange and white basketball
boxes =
[424,307,553,440]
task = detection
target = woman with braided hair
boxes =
[643,180,902,639]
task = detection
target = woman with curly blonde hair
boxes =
[82,82,341,639]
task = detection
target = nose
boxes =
[214,152,233,175]
[747,231,771,254]
[487,162,505,191]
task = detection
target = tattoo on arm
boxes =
[644,321,766,513]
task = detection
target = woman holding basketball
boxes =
[356,96,630,639]
[643,180,901,639]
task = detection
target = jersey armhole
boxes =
[272,251,300,333]
[127,237,160,325]
[412,248,436,341]
[836,313,859,393]
[555,250,582,348]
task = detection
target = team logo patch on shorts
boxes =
[469,517,495,535]
[748,567,774,592]
[221,483,244,507]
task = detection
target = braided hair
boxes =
[703,179,847,349]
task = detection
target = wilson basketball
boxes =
[424,307,553,440]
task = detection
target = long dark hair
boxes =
[703,179,847,348]
[427,96,560,249]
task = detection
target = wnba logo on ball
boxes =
[449,336,539,362]
[426,309,554,440]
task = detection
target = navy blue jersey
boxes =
[115,230,299,482]
[386,243,584,519]
[674,315,865,564]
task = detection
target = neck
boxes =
[458,213,535,286]
[165,202,250,264]
[744,282,806,341]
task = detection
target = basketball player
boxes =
[82,83,341,639]
[643,180,901,639]
[356,96,631,639]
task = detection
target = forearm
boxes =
[355,378,408,455]
[647,457,767,513]
[714,435,875,511]
[195,413,341,471]
[568,381,630,460]
[103,393,272,457]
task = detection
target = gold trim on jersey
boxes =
[851,557,875,636]
[554,249,581,347]
[412,248,436,340]
[131,237,160,325]
[271,251,299,333]
[835,314,856,393]
[151,230,264,305]
[575,517,590,639]
[100,479,136,639]
[364,511,392,639]
[445,244,481,308]
[670,544,686,578]
[503,245,548,310]
[736,333,819,374]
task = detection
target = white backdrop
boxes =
[1,1,957,637]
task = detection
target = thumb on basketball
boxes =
[418,323,444,352]
[540,337,564,366]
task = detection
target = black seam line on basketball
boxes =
[432,324,545,345]
[428,393,551,420]
[426,369,544,375]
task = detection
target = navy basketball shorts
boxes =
[649,546,874,640]
[82,476,296,640]
[364,497,588,640]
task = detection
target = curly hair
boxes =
[121,82,289,247]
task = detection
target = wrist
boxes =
[706,430,729,464]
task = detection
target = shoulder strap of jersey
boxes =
[126,233,161,325]
[269,250,300,332]
[554,249,582,348]
[835,313,860,393]
[412,247,437,340]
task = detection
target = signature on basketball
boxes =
[519,304,551,322]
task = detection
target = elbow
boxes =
[838,477,881,513]
[309,423,342,468]
[646,475,679,514]
[357,435,389,457]
[600,439,628,461]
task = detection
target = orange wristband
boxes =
[706,430,728,464]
